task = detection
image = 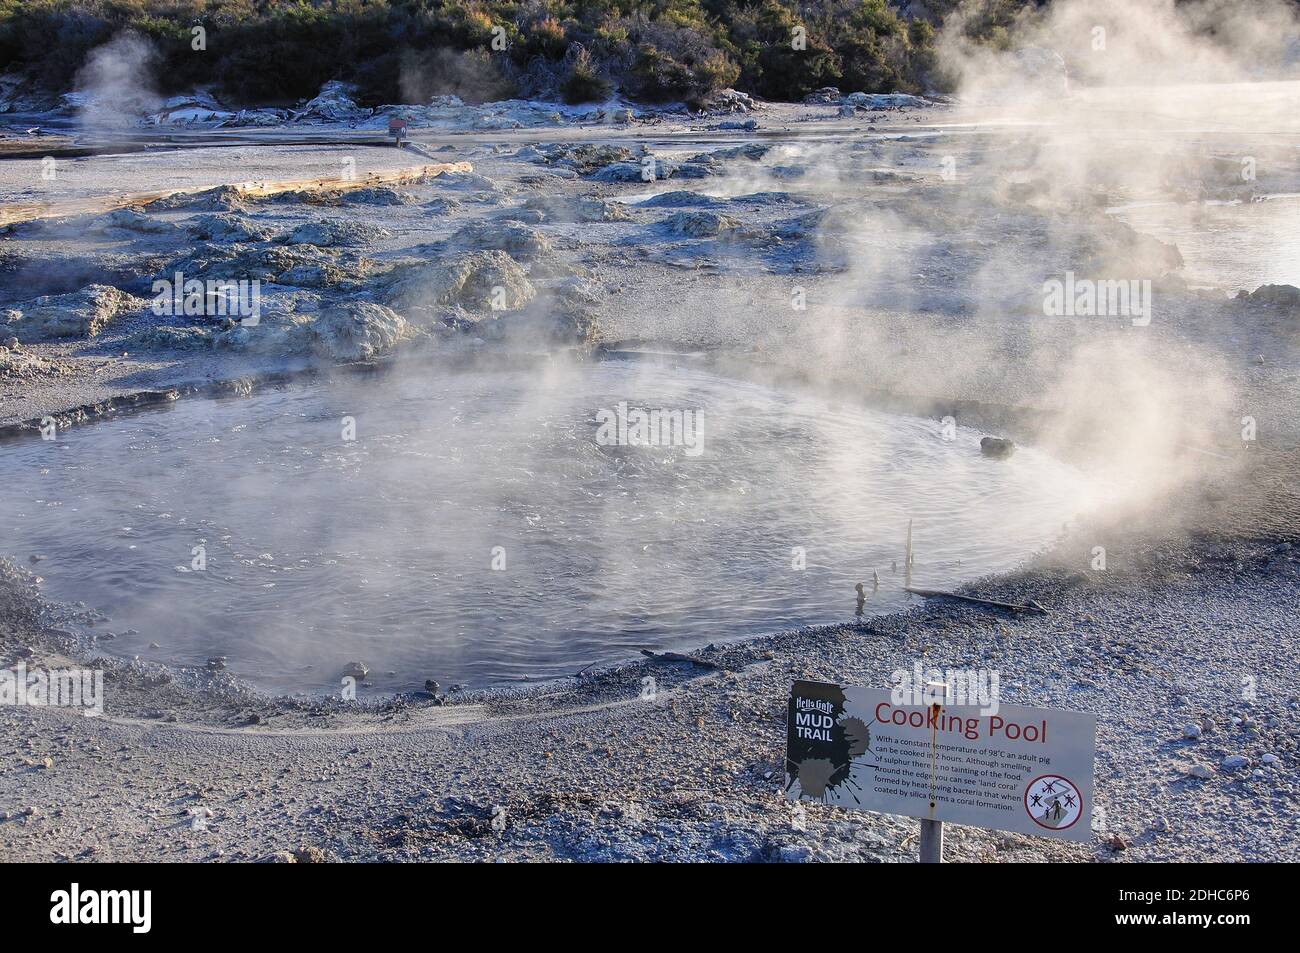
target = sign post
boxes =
[918,818,943,863]
[785,680,1096,860]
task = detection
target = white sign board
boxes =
[785,680,1096,842]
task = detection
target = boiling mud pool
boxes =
[0,358,1096,693]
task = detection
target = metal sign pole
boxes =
[920,689,948,863]
[919,818,944,863]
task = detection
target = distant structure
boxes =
[388,117,409,147]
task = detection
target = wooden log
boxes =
[904,586,1048,614]
[0,161,472,227]
[639,649,720,669]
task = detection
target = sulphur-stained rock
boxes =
[385,250,535,319]
[279,218,390,248]
[93,207,179,236]
[449,219,551,260]
[188,213,272,243]
[338,185,420,207]
[308,301,409,361]
[0,343,72,378]
[165,244,374,289]
[129,325,215,350]
[484,306,599,347]
[298,80,370,122]
[663,210,739,238]
[522,195,629,223]
[522,142,633,175]
[6,284,146,341]
[215,311,311,354]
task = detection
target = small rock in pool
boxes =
[980,436,1016,458]
[206,656,227,670]
[425,679,440,694]
[342,661,369,681]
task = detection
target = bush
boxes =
[560,47,612,103]
[0,0,966,106]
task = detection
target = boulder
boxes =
[704,89,757,114]
[709,144,770,163]
[980,436,1016,458]
[297,81,370,123]
[166,244,373,289]
[6,285,145,340]
[803,87,843,105]
[592,161,657,183]
[1236,283,1300,311]
[524,143,633,175]
[308,302,409,361]
[0,343,71,378]
[339,186,420,207]
[844,92,934,110]
[188,214,272,243]
[484,306,599,347]
[662,210,739,238]
[130,325,215,350]
[386,251,535,317]
[94,208,178,236]
[522,195,629,223]
[638,191,727,209]
[280,219,389,248]
[151,91,236,126]
[215,311,312,355]
[149,185,251,214]
[450,220,551,260]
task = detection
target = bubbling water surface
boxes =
[0,358,1095,692]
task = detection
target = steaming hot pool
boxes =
[0,358,1096,693]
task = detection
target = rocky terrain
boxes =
[0,97,1297,862]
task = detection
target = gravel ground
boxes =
[2,506,1296,863]
[0,102,1297,862]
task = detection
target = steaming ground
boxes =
[1,99,1298,861]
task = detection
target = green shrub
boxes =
[560,47,611,103]
[0,0,968,105]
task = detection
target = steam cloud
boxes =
[73,31,161,130]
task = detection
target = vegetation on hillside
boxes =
[0,0,1005,107]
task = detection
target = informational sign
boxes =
[785,680,1096,842]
